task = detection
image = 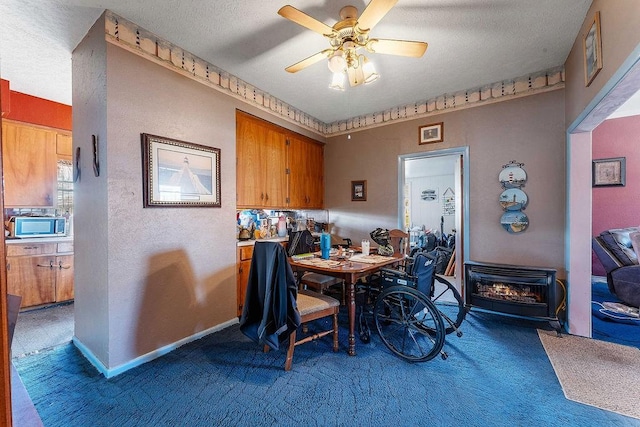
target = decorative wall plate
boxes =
[499,188,528,211]
[499,161,527,189]
[500,211,529,233]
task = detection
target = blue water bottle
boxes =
[321,232,331,259]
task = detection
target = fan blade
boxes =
[367,38,428,57]
[278,5,336,37]
[285,49,334,73]
[356,0,398,32]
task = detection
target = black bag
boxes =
[287,230,315,256]
[428,246,453,275]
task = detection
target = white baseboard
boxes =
[72,317,239,378]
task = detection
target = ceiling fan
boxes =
[278,0,428,89]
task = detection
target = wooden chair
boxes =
[282,290,339,371]
[240,241,339,371]
[289,229,346,305]
[300,273,345,305]
[389,229,409,257]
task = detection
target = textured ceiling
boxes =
[1,0,596,124]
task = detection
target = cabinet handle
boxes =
[260,193,264,200]
[58,261,71,270]
[37,261,54,269]
[265,193,269,201]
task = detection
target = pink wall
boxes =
[591,115,640,275]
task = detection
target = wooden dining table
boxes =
[289,252,404,356]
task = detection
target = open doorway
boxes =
[398,147,469,294]
[567,52,640,339]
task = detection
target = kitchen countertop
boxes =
[237,236,289,247]
[5,236,73,244]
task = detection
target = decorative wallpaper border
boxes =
[105,11,565,138]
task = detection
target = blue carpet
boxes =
[592,277,640,348]
[13,311,640,427]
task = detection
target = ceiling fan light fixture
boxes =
[362,56,380,84]
[329,72,346,91]
[327,51,347,73]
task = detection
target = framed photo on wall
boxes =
[592,157,625,187]
[351,180,367,201]
[142,133,221,207]
[419,122,444,144]
[583,11,603,87]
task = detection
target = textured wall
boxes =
[325,90,567,275]
[565,1,640,127]
[74,15,323,372]
[591,115,640,275]
[72,13,110,365]
[563,0,640,336]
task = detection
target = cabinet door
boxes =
[56,133,73,157]
[237,259,252,316]
[305,139,324,208]
[6,256,56,308]
[236,246,254,316]
[288,135,324,209]
[55,255,74,302]
[236,112,287,208]
[2,121,57,207]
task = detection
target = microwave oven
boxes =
[8,216,67,238]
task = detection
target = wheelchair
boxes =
[357,250,466,362]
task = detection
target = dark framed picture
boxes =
[592,157,625,187]
[583,11,602,87]
[419,122,444,144]
[351,180,367,201]
[141,133,221,207]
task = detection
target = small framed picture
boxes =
[592,157,625,187]
[583,11,603,87]
[419,122,444,144]
[351,180,367,201]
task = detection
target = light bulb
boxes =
[363,57,380,84]
[327,51,346,73]
[329,72,345,91]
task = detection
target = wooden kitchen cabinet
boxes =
[56,132,73,158]
[236,110,324,209]
[54,254,74,302]
[236,245,254,316]
[288,134,324,209]
[2,120,58,207]
[6,241,74,309]
[236,111,288,208]
[6,255,56,308]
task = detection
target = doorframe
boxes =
[397,146,470,282]
[566,45,640,337]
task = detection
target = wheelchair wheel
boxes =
[432,276,466,336]
[373,286,445,362]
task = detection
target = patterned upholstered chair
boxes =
[592,227,640,307]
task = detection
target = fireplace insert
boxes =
[464,261,565,331]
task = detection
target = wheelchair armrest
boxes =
[380,267,411,278]
[380,268,417,285]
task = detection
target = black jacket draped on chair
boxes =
[239,241,301,350]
